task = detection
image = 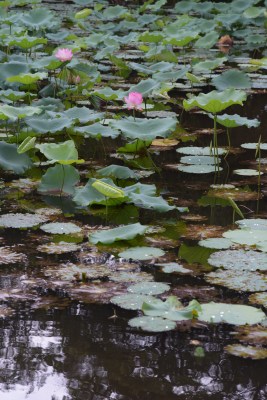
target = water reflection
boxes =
[0,304,266,400]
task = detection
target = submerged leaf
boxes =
[225,344,267,360]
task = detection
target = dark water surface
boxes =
[0,1,267,399]
[1,304,267,400]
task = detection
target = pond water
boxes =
[0,0,267,399]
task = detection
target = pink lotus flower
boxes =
[124,92,143,111]
[55,48,73,62]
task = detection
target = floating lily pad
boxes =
[249,292,267,308]
[127,282,170,295]
[208,249,267,271]
[177,164,222,174]
[224,344,267,359]
[198,238,233,249]
[89,223,148,244]
[223,230,267,247]
[118,246,165,260]
[155,262,191,274]
[0,213,48,228]
[241,143,267,150]
[110,293,155,310]
[142,297,201,321]
[128,316,176,332]
[180,156,219,165]
[198,302,266,325]
[236,219,267,230]
[176,146,226,156]
[205,269,267,292]
[233,169,262,176]
[40,222,82,235]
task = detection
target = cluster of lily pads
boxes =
[0,0,266,360]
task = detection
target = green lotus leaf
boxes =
[64,107,102,124]
[0,142,32,173]
[0,212,48,228]
[142,296,201,321]
[153,67,188,83]
[212,70,251,91]
[236,219,267,230]
[38,164,80,196]
[183,89,247,114]
[119,246,165,261]
[193,57,227,72]
[233,169,262,176]
[75,123,119,139]
[127,78,160,97]
[128,316,176,332]
[128,192,175,212]
[17,136,36,154]
[111,293,155,310]
[92,180,125,198]
[198,302,266,325]
[91,87,124,101]
[155,262,191,274]
[163,32,199,47]
[243,6,265,18]
[195,31,219,49]
[7,72,48,85]
[117,140,151,153]
[215,114,260,128]
[180,155,219,165]
[0,105,42,121]
[127,282,170,295]
[25,116,73,133]
[7,36,47,49]
[110,117,177,141]
[177,164,222,174]
[186,72,203,84]
[139,31,164,43]
[89,223,147,244]
[241,143,267,150]
[223,230,267,247]
[36,140,81,165]
[20,8,55,28]
[198,238,233,250]
[40,222,82,235]
[205,269,267,292]
[0,89,27,102]
[102,5,127,19]
[208,249,267,271]
[74,178,127,207]
[75,8,92,19]
[124,182,157,197]
[97,165,137,180]
[176,146,226,156]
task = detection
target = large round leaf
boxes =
[128,316,176,332]
[183,89,247,114]
[127,282,170,295]
[0,142,32,174]
[36,140,81,164]
[119,246,165,260]
[198,302,266,325]
[89,223,148,244]
[110,117,177,141]
[212,70,251,90]
[208,249,267,271]
[111,293,155,310]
